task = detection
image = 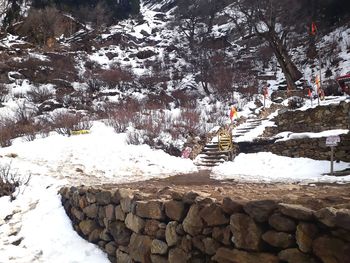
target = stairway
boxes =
[194,141,233,168]
[195,117,268,168]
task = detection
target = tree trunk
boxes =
[262,30,302,91]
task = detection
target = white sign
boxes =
[326,136,340,147]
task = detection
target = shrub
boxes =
[26,85,54,104]
[0,118,17,147]
[288,96,304,109]
[0,163,31,200]
[0,84,9,104]
[50,111,84,136]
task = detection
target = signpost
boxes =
[326,136,341,176]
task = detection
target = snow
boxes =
[275,129,349,142]
[212,152,350,184]
[0,121,197,262]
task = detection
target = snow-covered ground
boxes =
[212,152,350,184]
[0,122,197,263]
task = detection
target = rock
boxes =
[96,191,112,205]
[105,241,117,256]
[166,221,180,247]
[244,200,277,223]
[278,248,318,263]
[78,196,88,209]
[181,236,192,252]
[85,192,96,203]
[105,204,115,221]
[165,200,186,221]
[182,191,199,204]
[212,248,279,263]
[230,213,262,251]
[79,220,97,236]
[125,213,145,234]
[262,230,295,249]
[222,197,244,214]
[168,248,189,263]
[71,207,85,221]
[183,204,204,236]
[331,228,350,242]
[315,207,350,230]
[120,195,133,213]
[296,223,318,253]
[115,205,126,221]
[99,228,112,242]
[151,239,168,255]
[278,203,314,221]
[129,233,152,263]
[136,200,165,220]
[83,204,98,219]
[108,221,132,246]
[156,228,166,240]
[269,213,296,232]
[116,249,133,263]
[313,235,350,263]
[203,237,220,255]
[88,228,103,243]
[192,236,205,252]
[212,226,231,246]
[200,203,229,226]
[144,219,160,237]
[151,254,168,263]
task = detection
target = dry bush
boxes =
[288,96,304,109]
[99,67,134,90]
[0,118,17,147]
[0,163,31,200]
[26,85,54,104]
[0,84,9,104]
[173,108,201,136]
[50,111,84,136]
[14,102,38,126]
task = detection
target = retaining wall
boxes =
[60,187,350,263]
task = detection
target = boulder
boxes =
[136,200,165,220]
[212,248,279,263]
[96,191,112,205]
[151,239,168,255]
[116,249,133,263]
[262,230,295,249]
[269,213,296,232]
[125,213,145,234]
[105,204,115,221]
[278,203,314,221]
[166,221,180,247]
[105,241,117,256]
[108,221,132,246]
[313,235,350,263]
[315,207,350,230]
[129,233,152,263]
[165,200,186,221]
[296,223,318,253]
[79,220,97,236]
[168,248,189,263]
[222,197,244,214]
[244,200,277,223]
[144,219,160,237]
[212,226,231,246]
[120,196,133,214]
[115,205,126,221]
[278,248,318,263]
[151,254,168,263]
[230,213,263,251]
[200,203,229,226]
[71,207,85,221]
[88,228,103,243]
[203,237,220,255]
[183,204,204,236]
[83,204,98,219]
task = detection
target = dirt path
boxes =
[101,170,350,210]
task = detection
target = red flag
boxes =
[311,21,317,35]
[308,88,311,98]
[263,87,268,98]
[230,106,238,121]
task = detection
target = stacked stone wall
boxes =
[60,187,350,263]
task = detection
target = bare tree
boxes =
[227,0,303,90]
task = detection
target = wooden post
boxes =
[330,146,334,176]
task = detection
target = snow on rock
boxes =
[212,152,350,184]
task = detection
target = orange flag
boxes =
[308,88,312,98]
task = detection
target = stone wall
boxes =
[239,132,350,162]
[60,187,350,263]
[265,101,350,136]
